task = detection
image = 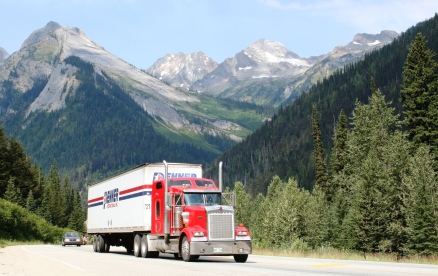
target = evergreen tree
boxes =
[26,190,37,214]
[329,109,348,182]
[68,191,85,232]
[4,177,24,206]
[0,124,8,197]
[233,182,252,228]
[47,161,63,226]
[338,89,410,254]
[61,177,73,228]
[249,192,265,247]
[6,137,37,201]
[403,146,438,255]
[37,189,52,223]
[401,33,438,154]
[311,105,329,195]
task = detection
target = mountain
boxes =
[206,14,438,195]
[280,30,400,106]
[149,33,398,107]
[0,22,267,186]
[190,39,319,95]
[0,47,8,61]
[146,52,218,90]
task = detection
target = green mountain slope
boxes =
[210,14,438,195]
[3,57,219,187]
[0,22,270,187]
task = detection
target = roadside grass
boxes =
[252,248,438,265]
[0,239,47,248]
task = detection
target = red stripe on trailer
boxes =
[119,184,152,195]
[88,196,103,204]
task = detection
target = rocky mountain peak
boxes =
[329,30,399,58]
[0,47,8,61]
[147,51,218,89]
[244,39,301,63]
[21,21,62,48]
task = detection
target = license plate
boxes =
[213,248,223,253]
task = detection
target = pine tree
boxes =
[60,177,73,227]
[6,138,37,201]
[68,191,85,232]
[403,146,438,255]
[329,109,348,181]
[337,89,410,254]
[4,177,24,206]
[249,193,265,247]
[311,105,329,196]
[26,190,37,214]
[47,161,63,226]
[37,189,52,223]
[401,33,438,154]
[0,125,9,197]
[233,182,252,228]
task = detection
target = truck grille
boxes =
[206,206,235,241]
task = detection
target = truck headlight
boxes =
[237,230,248,236]
[194,231,204,237]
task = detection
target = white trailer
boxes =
[87,162,202,234]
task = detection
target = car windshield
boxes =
[184,193,221,206]
[65,232,79,237]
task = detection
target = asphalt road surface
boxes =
[1,244,437,276]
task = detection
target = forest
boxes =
[229,32,438,256]
[0,125,84,241]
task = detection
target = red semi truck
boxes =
[87,161,252,262]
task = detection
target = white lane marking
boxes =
[21,246,86,272]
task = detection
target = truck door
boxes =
[151,180,165,235]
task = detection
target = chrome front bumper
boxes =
[189,240,252,255]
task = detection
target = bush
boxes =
[0,198,71,244]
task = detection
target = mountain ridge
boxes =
[148,31,398,106]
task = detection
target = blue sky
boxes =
[0,0,436,69]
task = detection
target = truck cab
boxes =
[150,164,251,262]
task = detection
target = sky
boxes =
[0,0,437,69]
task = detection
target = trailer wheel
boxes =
[134,234,141,257]
[181,236,197,262]
[233,254,248,263]
[97,235,105,253]
[93,235,97,252]
[104,237,111,252]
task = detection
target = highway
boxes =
[1,244,437,275]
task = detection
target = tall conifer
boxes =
[312,105,329,196]
[401,33,438,154]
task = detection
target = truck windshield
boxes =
[184,193,221,206]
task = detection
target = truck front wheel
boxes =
[134,234,141,257]
[233,254,248,263]
[181,236,197,262]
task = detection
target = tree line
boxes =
[232,33,438,256]
[0,126,85,232]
